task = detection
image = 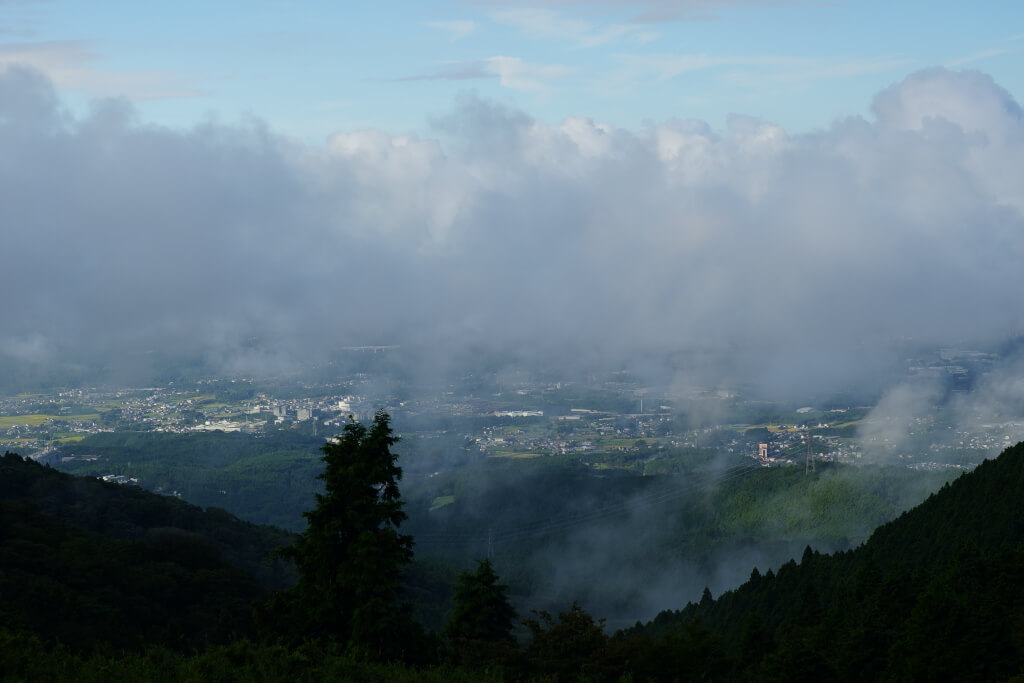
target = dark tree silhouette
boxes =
[443,558,518,666]
[524,602,610,680]
[279,410,415,657]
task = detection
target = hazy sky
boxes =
[2,1,1023,393]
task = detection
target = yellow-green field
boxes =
[607,437,671,448]
[489,451,544,459]
[0,414,100,428]
[429,495,455,511]
[601,438,639,448]
[741,424,801,433]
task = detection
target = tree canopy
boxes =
[444,558,516,644]
[276,410,416,658]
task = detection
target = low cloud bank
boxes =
[2,65,1022,396]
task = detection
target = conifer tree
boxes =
[280,410,414,657]
[443,558,518,667]
[444,558,517,643]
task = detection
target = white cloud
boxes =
[0,41,203,99]
[491,8,657,47]
[2,64,1023,395]
[398,60,495,82]
[944,48,1010,68]
[398,56,573,91]
[468,0,816,23]
[426,20,477,41]
[0,334,54,364]
[485,55,575,90]
[612,52,730,80]
[611,52,910,84]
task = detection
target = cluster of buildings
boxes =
[2,347,1021,472]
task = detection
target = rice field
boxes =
[0,414,100,428]
[429,495,455,511]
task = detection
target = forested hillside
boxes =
[54,431,325,530]
[53,429,957,629]
[631,441,1024,681]
[8,439,1023,680]
[406,460,956,627]
[0,452,291,653]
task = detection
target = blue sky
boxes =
[2,0,1022,143]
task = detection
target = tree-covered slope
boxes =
[54,431,325,531]
[0,452,293,653]
[406,459,955,628]
[631,441,1024,681]
[3,451,295,587]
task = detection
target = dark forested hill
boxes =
[3,439,1018,680]
[0,452,293,653]
[628,441,1024,682]
[2,450,295,587]
[53,430,325,531]
[55,428,956,631]
[406,459,955,630]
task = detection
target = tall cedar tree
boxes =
[281,410,414,656]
